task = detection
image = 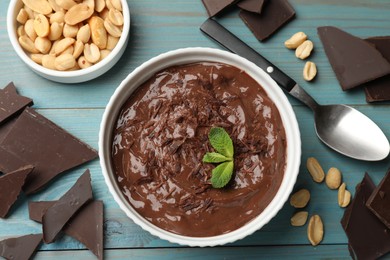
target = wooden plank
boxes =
[32,245,352,259]
[0,107,388,251]
[0,1,389,108]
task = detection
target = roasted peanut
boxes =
[76,24,90,43]
[104,19,121,37]
[48,0,63,12]
[49,11,65,24]
[54,53,76,70]
[108,8,123,26]
[19,35,39,53]
[73,40,84,58]
[61,45,74,55]
[22,0,52,15]
[296,40,314,60]
[291,211,308,227]
[110,0,122,11]
[325,167,342,190]
[89,16,107,49]
[307,157,325,183]
[77,55,92,68]
[84,43,100,63]
[106,35,119,50]
[56,0,77,10]
[34,37,52,53]
[42,54,56,69]
[99,49,111,61]
[54,37,75,55]
[307,215,324,246]
[64,3,94,25]
[338,183,351,207]
[17,25,26,37]
[17,8,29,24]
[303,61,317,81]
[30,53,44,64]
[48,22,63,41]
[25,19,37,41]
[95,0,105,12]
[290,189,310,208]
[24,6,35,19]
[285,32,307,49]
[63,23,79,38]
[33,14,50,37]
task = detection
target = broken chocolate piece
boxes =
[364,36,390,102]
[237,0,265,14]
[0,107,98,194]
[0,147,28,174]
[201,0,238,17]
[0,82,33,125]
[367,168,390,229]
[317,26,390,91]
[0,234,42,260]
[29,200,104,259]
[343,173,390,259]
[42,169,93,243]
[239,0,295,41]
[0,165,34,218]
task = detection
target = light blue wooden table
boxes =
[1,0,390,259]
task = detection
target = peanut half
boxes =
[296,40,314,60]
[291,211,309,227]
[307,215,324,246]
[19,35,39,53]
[303,61,317,81]
[285,32,307,49]
[307,157,325,183]
[64,3,94,25]
[325,167,342,190]
[22,0,52,15]
[290,189,310,208]
[54,53,76,70]
[338,183,351,207]
[33,14,50,37]
[89,16,107,49]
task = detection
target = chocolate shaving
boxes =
[0,107,98,194]
[0,234,42,260]
[201,0,238,17]
[239,0,295,41]
[318,26,390,91]
[342,173,390,259]
[237,0,265,14]
[29,200,104,259]
[0,165,34,218]
[0,82,33,125]
[42,169,93,243]
[366,168,390,229]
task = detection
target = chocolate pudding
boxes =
[111,62,287,237]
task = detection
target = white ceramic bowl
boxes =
[7,0,130,83]
[99,47,301,247]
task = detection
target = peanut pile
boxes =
[16,0,124,71]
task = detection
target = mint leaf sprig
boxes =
[202,127,234,188]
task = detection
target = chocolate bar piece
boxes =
[237,0,265,14]
[0,234,42,260]
[0,82,33,125]
[364,36,390,102]
[0,165,34,218]
[0,107,98,194]
[239,0,295,41]
[0,147,28,174]
[201,0,238,17]
[317,26,390,91]
[42,169,93,243]
[29,200,104,259]
[342,173,390,259]
[367,168,390,229]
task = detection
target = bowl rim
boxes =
[99,47,301,247]
[6,0,130,80]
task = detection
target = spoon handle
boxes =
[200,18,296,91]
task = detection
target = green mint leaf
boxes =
[202,152,232,163]
[211,161,234,188]
[208,127,234,158]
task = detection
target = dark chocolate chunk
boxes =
[343,173,390,259]
[366,168,390,229]
[317,26,390,91]
[201,0,238,17]
[29,200,104,259]
[364,37,390,102]
[0,82,33,125]
[0,107,98,194]
[0,116,18,144]
[0,234,42,260]
[0,147,28,174]
[0,165,34,218]
[239,0,295,41]
[237,0,265,14]
[42,169,93,243]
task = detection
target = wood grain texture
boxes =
[0,0,390,258]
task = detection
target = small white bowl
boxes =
[99,47,301,247]
[7,0,130,83]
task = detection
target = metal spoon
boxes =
[200,18,390,161]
